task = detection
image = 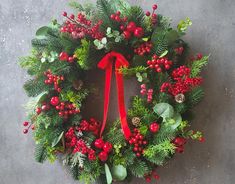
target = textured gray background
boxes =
[0,0,235,184]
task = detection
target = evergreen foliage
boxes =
[190,56,209,77]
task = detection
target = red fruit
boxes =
[59,52,69,61]
[103,142,113,153]
[98,151,108,162]
[126,22,136,32]
[152,4,158,10]
[62,12,67,17]
[146,11,151,16]
[116,11,121,16]
[31,124,35,130]
[199,137,205,143]
[50,96,60,106]
[123,31,132,40]
[23,129,28,134]
[145,176,151,183]
[70,14,75,19]
[134,27,144,38]
[41,104,50,111]
[174,137,187,146]
[23,121,29,127]
[136,152,141,157]
[94,138,104,149]
[36,107,42,115]
[120,25,125,31]
[88,153,96,161]
[68,57,74,63]
[115,16,121,22]
[110,14,115,20]
[150,122,160,133]
[197,53,203,60]
[175,145,184,153]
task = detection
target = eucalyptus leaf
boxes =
[52,132,64,147]
[153,103,174,120]
[105,164,113,184]
[111,165,127,181]
[36,26,49,36]
[171,113,182,129]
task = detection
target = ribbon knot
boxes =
[98,51,131,140]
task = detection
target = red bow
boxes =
[98,51,132,140]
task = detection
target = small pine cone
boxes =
[73,80,83,90]
[132,117,141,127]
[175,93,185,103]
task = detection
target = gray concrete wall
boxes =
[0,0,235,184]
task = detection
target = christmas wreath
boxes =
[20,0,209,183]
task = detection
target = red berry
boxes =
[116,11,121,16]
[199,137,205,143]
[126,22,136,32]
[62,12,67,17]
[88,153,96,161]
[152,4,158,10]
[94,138,104,149]
[110,14,115,19]
[149,122,160,133]
[145,177,151,183]
[103,142,113,153]
[36,107,42,115]
[31,124,35,130]
[68,57,74,63]
[123,31,132,40]
[23,121,29,127]
[50,96,60,106]
[136,152,141,157]
[98,151,108,162]
[59,52,69,61]
[70,14,75,19]
[120,25,125,31]
[174,137,187,146]
[134,27,144,38]
[146,11,151,16]
[23,129,28,134]
[41,104,50,111]
[176,145,184,153]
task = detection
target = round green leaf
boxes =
[36,26,49,36]
[153,103,174,120]
[105,164,113,184]
[111,165,127,181]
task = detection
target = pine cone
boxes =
[132,117,141,127]
[175,93,185,103]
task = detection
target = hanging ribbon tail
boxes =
[98,51,132,140]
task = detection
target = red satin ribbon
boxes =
[98,51,132,140]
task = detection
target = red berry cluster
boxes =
[110,11,128,23]
[145,4,158,25]
[140,84,153,103]
[149,122,160,133]
[94,138,113,162]
[144,170,160,183]
[160,66,203,96]
[128,129,148,157]
[65,127,96,161]
[174,46,184,55]
[44,70,64,93]
[147,54,173,73]
[124,22,144,39]
[51,97,80,118]
[134,42,153,56]
[22,121,35,134]
[77,118,100,136]
[59,52,75,63]
[172,137,187,153]
[61,12,103,39]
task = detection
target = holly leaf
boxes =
[52,131,64,147]
[105,164,113,184]
[111,165,127,181]
[153,103,174,121]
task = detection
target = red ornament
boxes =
[23,129,28,134]
[103,142,112,153]
[94,138,104,149]
[36,107,41,115]
[126,22,136,32]
[59,52,69,61]
[149,122,160,133]
[134,27,144,38]
[23,121,29,127]
[123,31,132,40]
[98,151,108,162]
[50,96,60,106]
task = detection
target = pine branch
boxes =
[153,124,177,144]
[151,29,168,56]
[35,143,47,163]
[186,87,204,107]
[70,164,81,180]
[124,6,145,26]
[128,96,150,118]
[129,159,150,178]
[71,152,86,168]
[190,56,209,77]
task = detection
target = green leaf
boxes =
[159,50,168,58]
[166,30,179,44]
[153,103,174,120]
[177,17,192,33]
[101,37,107,44]
[105,164,113,184]
[107,27,112,34]
[111,165,127,181]
[52,131,64,147]
[36,26,50,36]
[171,113,182,130]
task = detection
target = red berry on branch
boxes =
[110,14,115,19]
[70,14,75,19]
[134,27,144,38]
[62,12,67,17]
[50,96,60,106]
[23,121,29,127]
[120,25,125,31]
[36,107,42,115]
[23,129,28,134]
[173,137,187,146]
[146,11,151,16]
[126,22,136,32]
[68,57,74,63]
[41,104,50,111]
[103,142,113,153]
[59,52,69,61]
[149,122,160,133]
[94,138,104,149]
[152,4,158,10]
[175,145,184,153]
[98,151,108,162]
[116,11,121,16]
[123,31,132,40]
[31,124,35,130]
[199,137,205,143]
